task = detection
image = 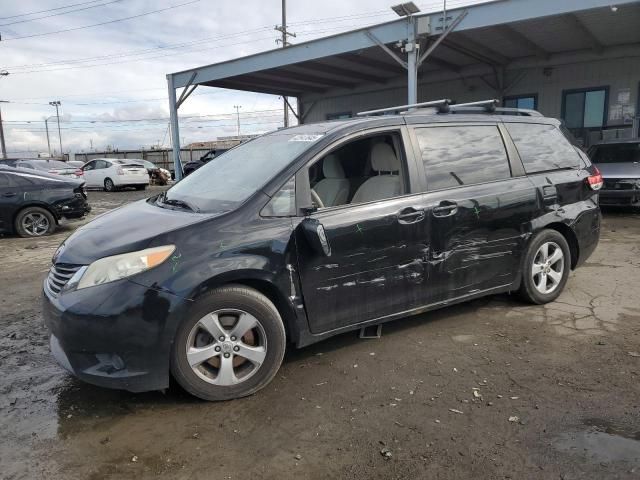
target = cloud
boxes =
[1,0,488,155]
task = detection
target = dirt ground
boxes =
[1,187,639,480]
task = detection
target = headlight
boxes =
[76,245,175,290]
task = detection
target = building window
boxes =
[562,87,608,129]
[504,94,537,110]
[326,112,351,120]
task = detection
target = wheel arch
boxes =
[189,270,299,344]
[12,202,60,229]
[542,222,580,269]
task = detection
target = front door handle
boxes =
[2,192,16,198]
[432,201,458,218]
[397,207,425,224]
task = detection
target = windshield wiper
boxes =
[157,192,200,212]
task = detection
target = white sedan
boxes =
[81,158,149,192]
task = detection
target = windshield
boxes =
[591,143,640,164]
[161,132,322,213]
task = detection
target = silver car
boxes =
[14,159,83,179]
[589,139,640,207]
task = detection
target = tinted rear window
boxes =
[506,123,580,173]
[590,143,640,164]
[414,125,511,191]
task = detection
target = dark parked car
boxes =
[0,166,90,237]
[43,101,601,401]
[12,159,83,179]
[588,139,640,207]
[182,149,228,177]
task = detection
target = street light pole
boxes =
[49,100,62,157]
[233,105,241,137]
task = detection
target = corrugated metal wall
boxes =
[300,55,640,144]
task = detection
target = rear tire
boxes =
[171,285,286,401]
[104,178,115,192]
[519,229,571,304]
[15,206,56,237]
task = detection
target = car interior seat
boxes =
[350,143,402,204]
[313,154,350,207]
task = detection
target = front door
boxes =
[82,160,98,187]
[294,129,430,334]
[410,123,537,303]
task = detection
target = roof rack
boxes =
[356,99,451,117]
[357,98,543,117]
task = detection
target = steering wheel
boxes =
[311,189,325,209]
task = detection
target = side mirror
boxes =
[301,218,331,257]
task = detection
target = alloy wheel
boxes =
[186,309,267,386]
[531,241,564,295]
[21,212,50,236]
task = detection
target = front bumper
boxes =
[42,277,186,392]
[599,189,640,207]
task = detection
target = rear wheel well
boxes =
[544,222,579,269]
[13,204,59,228]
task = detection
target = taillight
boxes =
[75,169,83,176]
[48,170,57,174]
[587,166,603,191]
[116,167,124,175]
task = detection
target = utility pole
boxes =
[233,105,241,137]
[49,100,62,157]
[44,115,57,157]
[275,0,296,128]
[0,101,8,159]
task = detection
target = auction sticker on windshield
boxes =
[289,134,324,142]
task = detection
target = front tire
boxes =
[104,178,115,192]
[171,285,286,401]
[15,206,56,237]
[519,229,571,304]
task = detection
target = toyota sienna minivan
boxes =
[43,100,602,401]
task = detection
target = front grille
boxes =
[603,178,638,191]
[47,264,82,295]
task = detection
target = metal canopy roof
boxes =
[168,0,640,96]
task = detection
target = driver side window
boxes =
[306,132,406,209]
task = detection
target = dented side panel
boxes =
[294,194,430,334]
[422,176,538,302]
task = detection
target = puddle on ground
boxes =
[555,418,640,464]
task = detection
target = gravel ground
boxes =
[1,189,640,480]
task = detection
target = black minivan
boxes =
[43,102,602,401]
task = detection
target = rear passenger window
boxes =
[415,125,511,191]
[506,123,580,174]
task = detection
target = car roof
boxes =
[277,110,560,138]
[0,165,83,183]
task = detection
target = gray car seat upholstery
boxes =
[313,154,350,207]
[350,143,401,204]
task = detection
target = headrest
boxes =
[370,143,399,172]
[322,154,345,178]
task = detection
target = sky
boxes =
[0,0,487,156]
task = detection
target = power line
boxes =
[0,0,125,26]
[1,0,200,41]
[0,0,109,20]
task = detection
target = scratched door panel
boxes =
[425,177,538,302]
[295,194,430,334]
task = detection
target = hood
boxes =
[595,162,640,179]
[54,198,219,265]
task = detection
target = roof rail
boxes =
[444,99,498,112]
[356,99,451,117]
[357,98,544,117]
